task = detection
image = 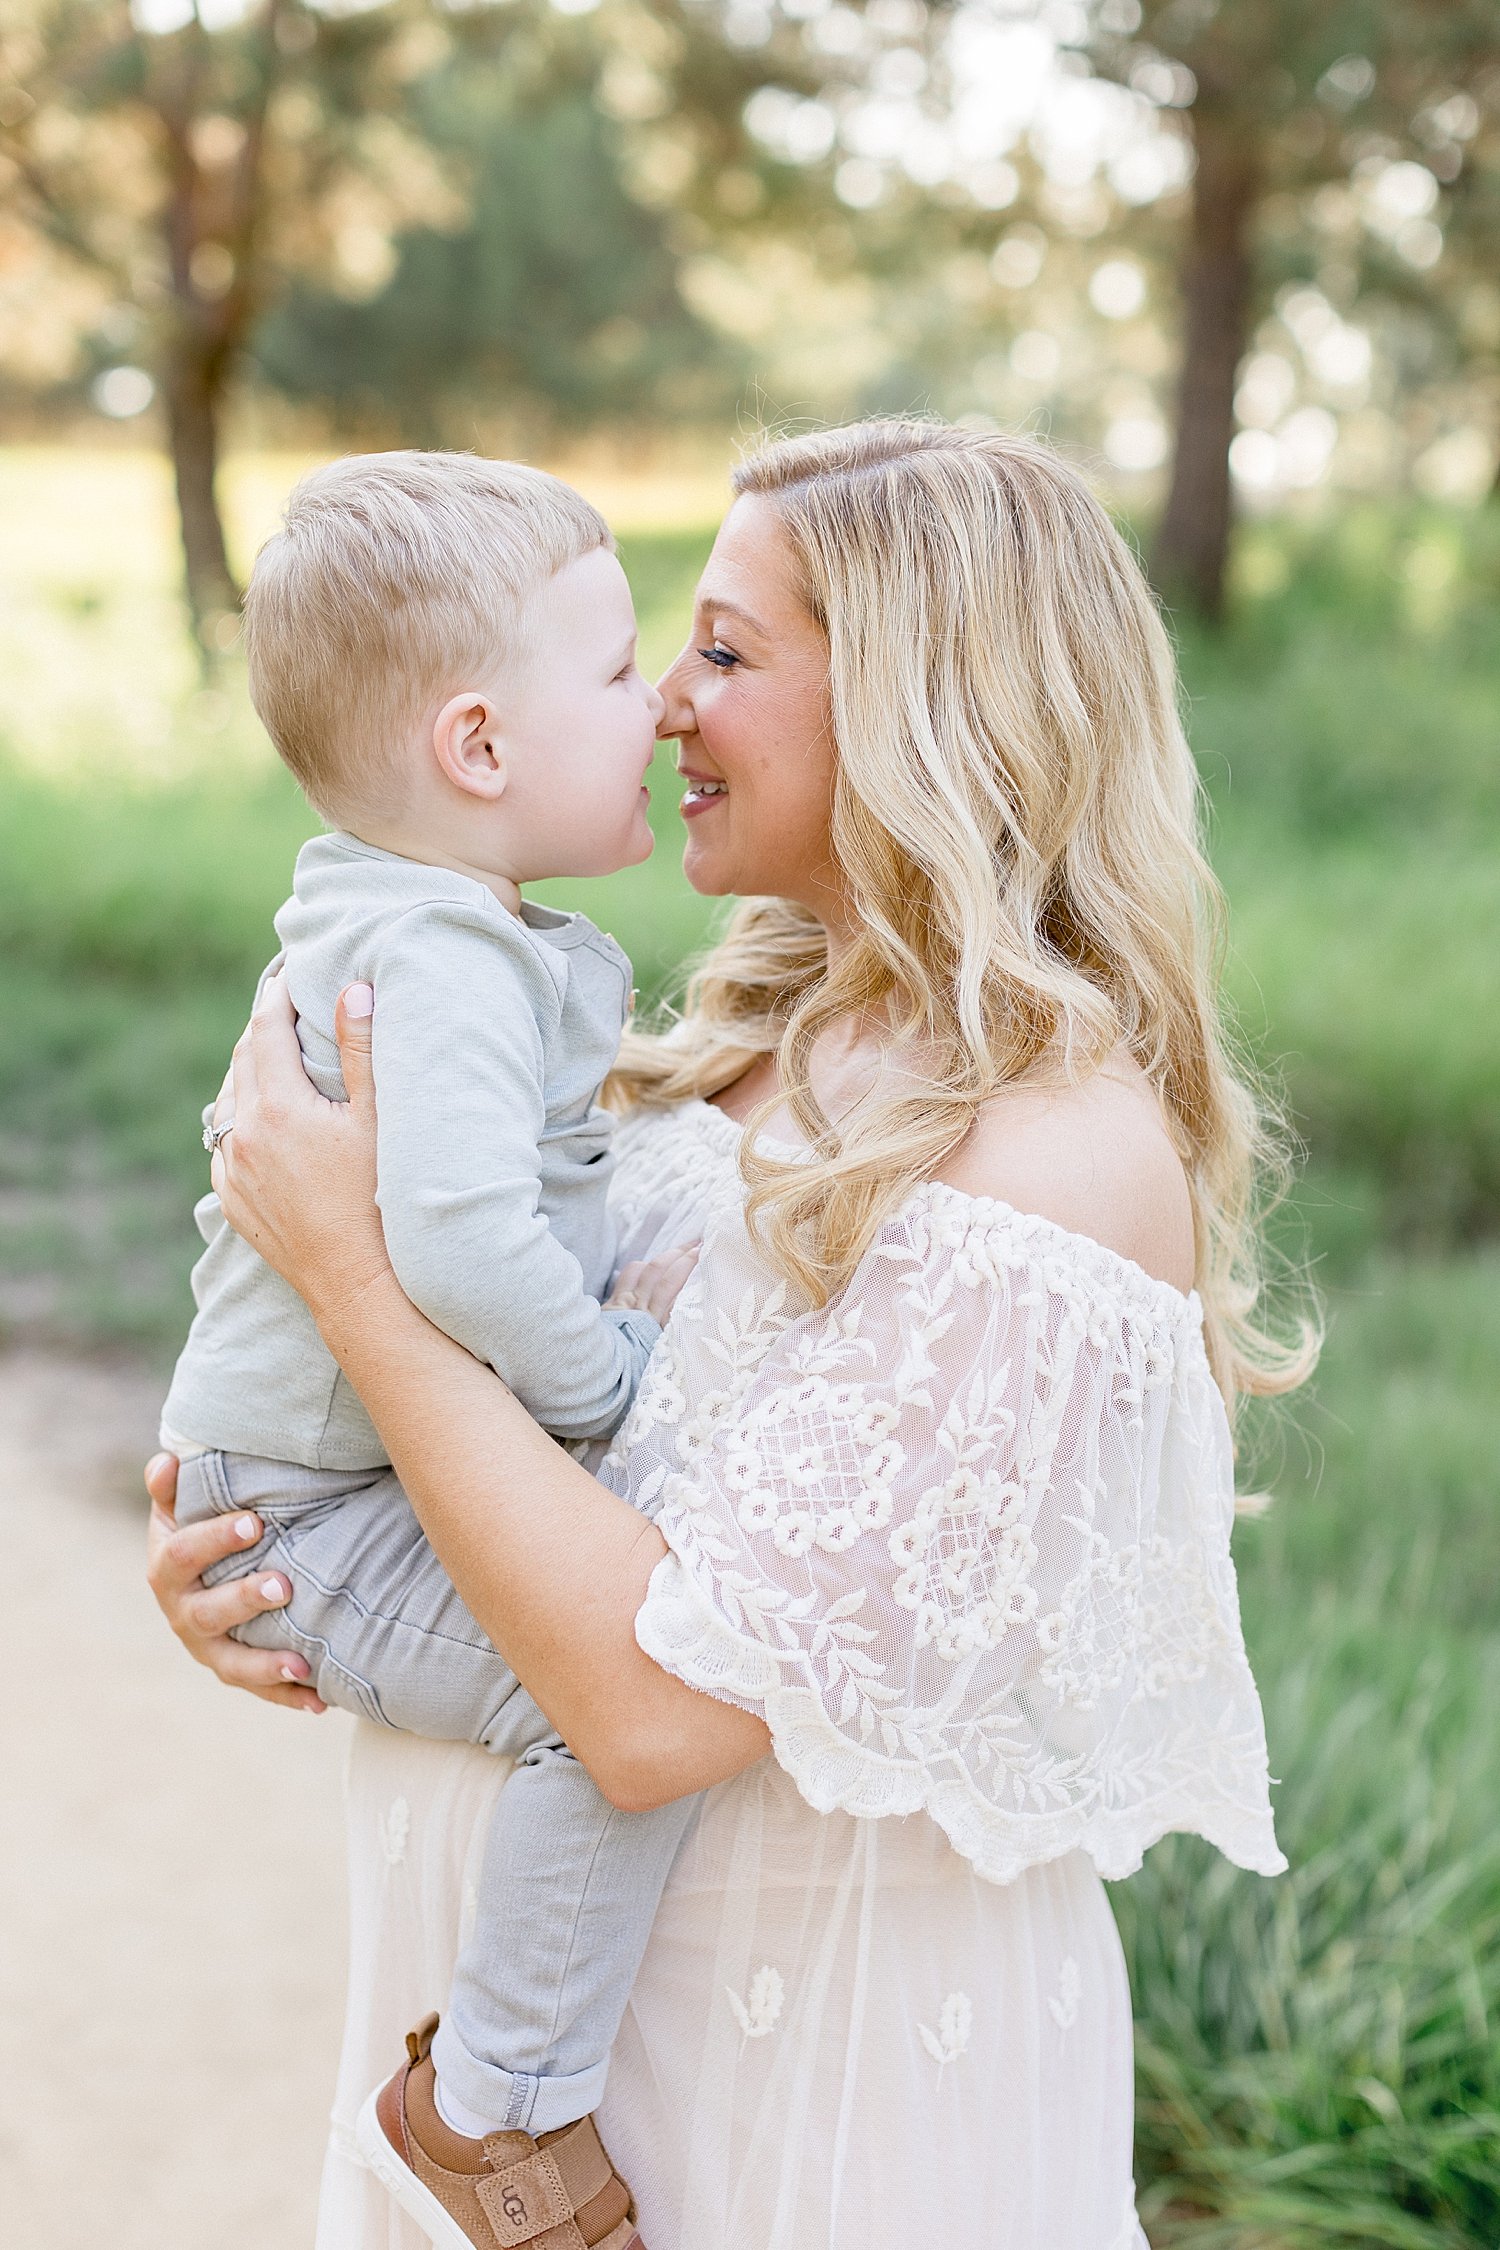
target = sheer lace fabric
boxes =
[316,1097,1284,2249]
[616,1104,1287,1888]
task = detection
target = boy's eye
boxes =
[697,644,740,670]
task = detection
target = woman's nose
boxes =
[654,648,694,738]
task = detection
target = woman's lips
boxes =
[679,773,728,820]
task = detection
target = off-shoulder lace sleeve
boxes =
[606,1182,1287,1887]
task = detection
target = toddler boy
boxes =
[162,452,694,2250]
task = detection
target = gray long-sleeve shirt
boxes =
[161,832,660,1469]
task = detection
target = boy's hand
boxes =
[606,1242,701,1328]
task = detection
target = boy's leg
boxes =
[178,1449,545,1741]
[180,1451,699,2131]
[431,1741,699,2134]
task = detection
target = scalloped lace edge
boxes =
[637,1550,1288,1888]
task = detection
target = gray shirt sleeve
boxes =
[367,899,658,1441]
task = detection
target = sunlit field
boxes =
[3,445,1497,2242]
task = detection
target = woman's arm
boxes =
[167,978,769,1811]
[316,1257,770,1809]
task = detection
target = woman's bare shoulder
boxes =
[933,1053,1196,1293]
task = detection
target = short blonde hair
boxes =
[243,451,612,822]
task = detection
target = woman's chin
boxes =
[681,834,736,897]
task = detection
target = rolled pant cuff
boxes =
[429,2017,610,2136]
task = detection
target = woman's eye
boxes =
[696,644,740,671]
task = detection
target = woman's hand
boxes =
[143,1452,326,1713]
[210,975,392,1325]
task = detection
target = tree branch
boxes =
[0,135,123,283]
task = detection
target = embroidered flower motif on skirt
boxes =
[920,1992,973,2072]
[726,1965,785,2044]
[1048,1958,1082,2031]
[380,1797,410,1866]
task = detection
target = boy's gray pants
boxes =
[176,1449,699,2133]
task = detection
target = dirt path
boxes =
[0,1351,351,2248]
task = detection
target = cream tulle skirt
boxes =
[316,1724,1148,2250]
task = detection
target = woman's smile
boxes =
[678,766,728,818]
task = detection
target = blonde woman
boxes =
[148,420,1311,2250]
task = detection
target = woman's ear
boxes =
[431,691,507,800]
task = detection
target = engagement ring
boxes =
[203,1120,235,1153]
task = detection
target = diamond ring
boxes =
[202,1120,235,1154]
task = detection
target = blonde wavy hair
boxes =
[612,418,1317,1419]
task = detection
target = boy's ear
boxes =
[431,691,506,799]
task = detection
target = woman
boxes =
[148,419,1311,2250]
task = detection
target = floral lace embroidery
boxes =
[608,1102,1287,1890]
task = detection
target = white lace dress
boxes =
[316,1100,1286,2250]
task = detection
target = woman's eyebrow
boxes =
[695,594,769,636]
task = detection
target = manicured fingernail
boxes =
[344,982,374,1018]
[260,1576,288,1603]
[235,1516,257,1542]
[280,1663,302,1682]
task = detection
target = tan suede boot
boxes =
[356,2015,644,2250]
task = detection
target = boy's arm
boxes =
[367,901,658,1441]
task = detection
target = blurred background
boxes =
[1,1,1498,2244]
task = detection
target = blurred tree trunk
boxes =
[148,1,288,665]
[1153,104,1262,623]
[161,352,238,646]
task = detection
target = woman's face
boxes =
[655,495,842,920]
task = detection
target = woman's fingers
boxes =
[213,1010,263,1205]
[248,966,304,1096]
[144,1450,179,1511]
[335,983,376,1116]
[144,1491,293,1643]
[146,1492,264,1596]
[201,1639,327,1713]
[210,1064,234,1137]
[143,1493,327,1713]
[178,1565,294,1645]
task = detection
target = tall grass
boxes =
[1122,1252,1500,2244]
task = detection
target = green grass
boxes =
[1124,1253,1500,2246]
[1,456,1496,2239]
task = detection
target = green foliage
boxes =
[255,64,730,438]
[1192,506,1500,1251]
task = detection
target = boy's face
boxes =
[497,547,664,879]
